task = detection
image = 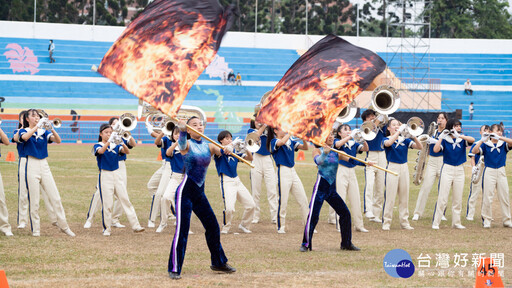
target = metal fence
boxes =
[1,120,252,144]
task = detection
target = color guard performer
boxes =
[248,120,278,224]
[93,124,144,236]
[0,124,13,237]
[432,119,474,230]
[19,109,75,237]
[360,109,387,222]
[214,130,255,234]
[267,127,309,234]
[328,124,370,233]
[300,130,360,252]
[412,112,448,221]
[471,124,512,228]
[382,119,422,230]
[168,117,236,280]
[465,124,490,221]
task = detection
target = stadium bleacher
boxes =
[0,37,511,142]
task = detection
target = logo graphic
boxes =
[205,54,230,78]
[383,249,415,278]
[3,43,40,75]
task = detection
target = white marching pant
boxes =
[250,153,278,222]
[364,150,386,217]
[276,166,309,232]
[26,156,70,235]
[86,185,122,224]
[413,156,443,217]
[383,162,411,229]
[0,171,12,235]
[160,172,184,227]
[481,167,512,227]
[18,157,57,227]
[328,165,364,230]
[99,169,142,234]
[220,175,255,232]
[466,171,483,220]
[149,162,172,222]
[147,160,165,196]
[432,164,464,227]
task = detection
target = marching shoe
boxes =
[369,218,382,223]
[503,222,512,228]
[147,220,155,228]
[134,227,145,233]
[52,222,58,227]
[432,225,439,230]
[341,244,361,251]
[169,272,181,280]
[221,229,228,234]
[83,221,92,229]
[466,217,474,221]
[112,222,125,228]
[277,228,286,234]
[483,224,491,229]
[17,223,26,229]
[356,227,369,233]
[210,263,236,273]
[453,224,466,230]
[5,231,13,237]
[441,215,447,221]
[382,226,390,231]
[238,224,252,234]
[365,211,375,219]
[156,224,167,233]
[412,214,419,221]
[402,225,414,230]
[103,230,111,236]
[251,219,259,224]
[300,245,311,252]
[33,232,40,237]
[62,228,76,237]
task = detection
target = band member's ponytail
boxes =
[266,126,275,152]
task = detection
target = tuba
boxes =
[336,100,358,124]
[412,121,437,186]
[471,156,485,184]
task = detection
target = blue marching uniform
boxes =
[168,132,228,275]
[301,147,353,250]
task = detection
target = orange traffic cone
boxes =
[0,270,9,288]
[157,153,162,161]
[297,150,305,161]
[5,152,15,162]
[475,257,504,288]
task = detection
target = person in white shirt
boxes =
[464,79,473,95]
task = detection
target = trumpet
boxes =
[336,100,358,124]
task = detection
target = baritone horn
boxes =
[371,85,400,116]
[119,113,137,131]
[245,132,261,153]
[142,102,207,135]
[336,100,358,124]
[360,121,378,141]
[406,117,425,137]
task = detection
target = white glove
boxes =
[37,118,48,128]
[350,129,360,139]
[438,129,450,140]
[398,124,407,133]
[108,133,117,144]
[472,166,478,175]
[451,129,460,138]
[232,137,243,146]
[490,133,500,140]
[377,114,385,122]
[480,133,490,143]
[427,137,438,145]
[224,144,234,154]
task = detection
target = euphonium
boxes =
[142,101,207,135]
[336,100,358,124]
[244,132,261,153]
[360,121,378,141]
[412,121,437,186]
[371,85,400,116]
[471,156,485,184]
[406,117,425,137]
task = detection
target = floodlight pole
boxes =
[305,0,308,36]
[93,0,96,26]
[33,0,36,22]
[255,0,258,33]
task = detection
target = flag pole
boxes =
[168,115,255,168]
[328,146,398,176]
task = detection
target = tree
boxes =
[430,0,473,38]
[472,0,512,38]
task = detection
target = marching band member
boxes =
[412,112,448,221]
[19,109,75,237]
[248,120,278,224]
[432,119,474,230]
[466,125,490,221]
[13,111,57,230]
[471,124,512,228]
[328,124,370,233]
[148,130,174,229]
[158,126,186,233]
[0,124,12,237]
[214,130,255,234]
[146,130,167,224]
[93,123,144,236]
[300,130,360,252]
[267,127,309,234]
[382,119,422,230]
[168,117,236,280]
[84,117,134,229]
[360,109,387,222]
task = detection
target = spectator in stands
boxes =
[48,40,55,63]
[228,70,235,84]
[469,102,474,120]
[236,72,242,86]
[222,72,227,85]
[464,79,473,95]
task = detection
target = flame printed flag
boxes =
[98,0,234,117]
[256,35,386,145]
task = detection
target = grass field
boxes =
[0,143,511,287]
